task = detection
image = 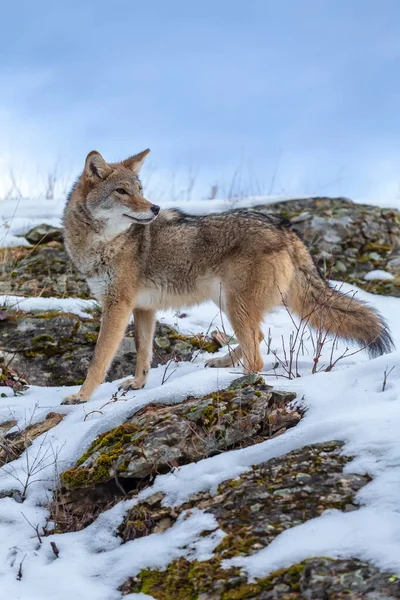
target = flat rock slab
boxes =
[0,412,64,473]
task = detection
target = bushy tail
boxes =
[286,252,394,358]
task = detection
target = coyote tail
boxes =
[286,250,394,357]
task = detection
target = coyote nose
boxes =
[151,205,160,215]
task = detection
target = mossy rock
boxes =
[122,556,400,599]
[255,197,400,297]
[52,379,301,532]
[119,441,368,549]
[119,441,374,598]
[0,312,219,387]
[0,242,90,298]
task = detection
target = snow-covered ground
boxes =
[1,194,400,599]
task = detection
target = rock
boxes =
[0,419,17,437]
[0,358,29,395]
[255,197,400,297]
[0,312,219,387]
[24,224,64,245]
[51,378,301,532]
[0,412,64,468]
[121,557,400,599]
[227,373,264,389]
[0,242,90,298]
[119,442,375,598]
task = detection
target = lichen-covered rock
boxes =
[0,242,90,298]
[121,557,400,599]
[119,441,367,547]
[257,197,400,296]
[0,311,219,387]
[61,378,299,492]
[119,442,373,598]
[52,379,301,532]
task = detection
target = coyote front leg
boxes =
[119,308,156,391]
[62,298,133,404]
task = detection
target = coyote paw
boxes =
[61,392,88,405]
[205,354,237,368]
[118,377,145,392]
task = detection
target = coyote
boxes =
[62,150,394,404]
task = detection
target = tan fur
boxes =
[62,150,394,404]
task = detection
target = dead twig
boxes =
[382,366,395,392]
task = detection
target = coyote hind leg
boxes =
[206,289,264,372]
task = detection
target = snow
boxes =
[364,269,395,281]
[0,196,65,247]
[0,294,98,318]
[1,194,400,598]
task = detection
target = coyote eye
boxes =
[115,188,128,195]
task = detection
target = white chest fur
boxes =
[87,275,110,300]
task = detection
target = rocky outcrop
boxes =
[0,311,219,387]
[258,196,400,296]
[119,441,373,598]
[24,224,64,245]
[0,241,90,298]
[51,376,300,532]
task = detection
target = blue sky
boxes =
[1,0,400,202]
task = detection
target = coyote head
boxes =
[81,149,159,238]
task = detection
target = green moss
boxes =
[217,478,240,493]
[363,242,392,252]
[61,423,140,489]
[216,532,260,559]
[61,468,91,489]
[208,390,236,402]
[169,332,219,353]
[75,423,138,466]
[84,332,98,343]
[31,334,56,345]
[200,404,218,427]
[126,557,308,598]
[128,557,241,598]
[34,311,69,319]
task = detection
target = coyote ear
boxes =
[84,151,112,180]
[122,149,150,174]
